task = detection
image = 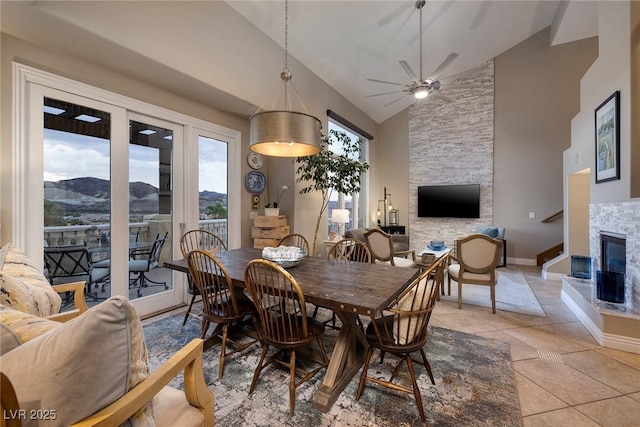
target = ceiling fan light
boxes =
[414,88,429,99]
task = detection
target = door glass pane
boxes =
[198,136,228,247]
[129,120,173,300]
[43,97,111,310]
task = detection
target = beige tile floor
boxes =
[430,265,640,427]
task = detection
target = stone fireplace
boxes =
[590,202,639,314]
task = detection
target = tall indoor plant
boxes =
[296,129,369,254]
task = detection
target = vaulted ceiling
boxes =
[1,1,598,124]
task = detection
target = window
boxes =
[327,119,369,235]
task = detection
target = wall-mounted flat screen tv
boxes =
[418,184,480,218]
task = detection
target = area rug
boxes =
[143,313,522,426]
[442,269,546,317]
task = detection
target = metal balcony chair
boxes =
[129,232,168,297]
[44,245,110,302]
[180,229,228,325]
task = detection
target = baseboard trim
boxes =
[508,257,536,266]
[562,286,640,355]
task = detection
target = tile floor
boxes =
[430,265,640,427]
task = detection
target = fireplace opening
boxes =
[597,231,626,304]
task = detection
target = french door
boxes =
[15,63,241,317]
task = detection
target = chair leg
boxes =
[405,354,426,422]
[249,344,269,395]
[182,293,197,325]
[289,349,297,416]
[458,280,463,309]
[491,283,496,314]
[419,348,435,385]
[218,324,229,379]
[355,345,375,401]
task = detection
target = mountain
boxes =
[44,177,226,216]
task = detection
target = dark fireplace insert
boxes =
[597,232,626,304]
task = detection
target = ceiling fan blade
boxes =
[428,53,459,81]
[377,0,413,27]
[365,90,406,98]
[399,60,419,82]
[440,64,486,85]
[384,94,410,107]
[366,78,408,87]
[430,93,453,103]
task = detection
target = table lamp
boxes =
[331,209,350,240]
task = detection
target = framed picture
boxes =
[594,91,620,183]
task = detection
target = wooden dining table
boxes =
[164,247,419,412]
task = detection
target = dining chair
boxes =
[277,234,309,255]
[187,249,259,379]
[355,255,447,422]
[364,228,416,267]
[317,238,372,328]
[447,233,503,313]
[44,245,110,302]
[180,229,228,325]
[129,232,168,297]
[244,259,329,416]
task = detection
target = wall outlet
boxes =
[250,211,257,220]
[529,212,536,219]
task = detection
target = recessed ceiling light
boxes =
[44,106,65,115]
[75,114,101,123]
[139,129,157,135]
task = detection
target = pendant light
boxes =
[249,0,321,157]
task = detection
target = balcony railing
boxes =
[44,219,228,248]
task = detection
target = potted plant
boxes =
[296,130,369,254]
[264,185,288,216]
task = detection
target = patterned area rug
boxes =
[143,313,522,426]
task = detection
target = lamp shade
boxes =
[249,110,322,157]
[331,209,350,224]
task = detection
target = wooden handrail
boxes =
[541,210,563,223]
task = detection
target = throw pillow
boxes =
[0,323,22,355]
[393,277,434,345]
[477,226,499,239]
[0,304,60,345]
[1,296,154,427]
[0,272,61,317]
[0,243,10,270]
[2,244,61,315]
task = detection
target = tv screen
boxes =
[418,184,480,218]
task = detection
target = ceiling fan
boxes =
[366,0,463,106]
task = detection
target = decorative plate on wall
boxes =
[245,171,266,193]
[247,152,263,170]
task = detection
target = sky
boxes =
[44,129,228,193]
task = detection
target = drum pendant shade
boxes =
[249,110,321,157]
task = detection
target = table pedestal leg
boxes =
[312,311,367,412]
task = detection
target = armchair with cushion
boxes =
[0,243,215,426]
[364,228,416,267]
[345,227,409,253]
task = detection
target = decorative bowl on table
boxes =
[262,246,305,268]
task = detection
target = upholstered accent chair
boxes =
[364,228,416,267]
[447,233,503,313]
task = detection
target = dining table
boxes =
[164,247,420,412]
